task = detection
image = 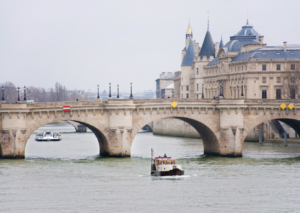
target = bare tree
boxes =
[282,63,300,99]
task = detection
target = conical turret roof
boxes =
[199,31,215,59]
[219,36,224,48]
[181,39,195,66]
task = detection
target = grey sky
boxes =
[1,0,299,93]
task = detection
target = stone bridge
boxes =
[0,99,299,158]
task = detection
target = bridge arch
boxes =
[131,114,220,155]
[24,116,110,156]
[243,113,300,143]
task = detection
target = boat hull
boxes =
[151,168,184,176]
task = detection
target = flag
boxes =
[63,106,70,111]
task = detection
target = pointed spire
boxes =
[246,19,249,25]
[219,35,224,48]
[182,39,195,66]
[199,30,215,59]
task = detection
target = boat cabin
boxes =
[154,157,176,165]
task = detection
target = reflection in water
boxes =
[1,122,300,213]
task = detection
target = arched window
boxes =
[197,68,199,75]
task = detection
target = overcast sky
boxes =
[1,0,299,93]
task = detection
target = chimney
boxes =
[259,36,264,44]
[283,41,287,52]
[215,42,220,57]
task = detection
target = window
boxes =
[276,89,281,99]
[262,90,267,99]
[197,84,199,91]
[291,77,295,83]
[262,65,266,71]
[197,94,198,99]
[181,86,183,91]
[186,86,189,91]
[291,89,295,99]
[197,68,199,74]
[277,64,281,70]
[171,160,175,164]
[277,77,281,83]
[291,64,295,70]
[186,94,189,99]
[166,160,170,164]
[262,77,266,83]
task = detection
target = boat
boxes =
[35,130,62,141]
[150,148,184,176]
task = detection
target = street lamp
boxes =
[24,86,27,101]
[241,81,244,97]
[97,85,100,99]
[1,86,4,101]
[117,85,119,99]
[201,84,204,99]
[130,82,133,98]
[17,87,20,102]
[109,83,111,98]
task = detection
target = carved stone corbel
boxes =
[157,108,159,114]
[212,107,215,114]
[143,108,146,115]
[17,112,20,119]
[47,111,50,118]
[116,109,119,115]
[137,108,139,115]
[227,107,230,115]
[93,109,96,116]
[177,107,180,114]
[184,107,187,114]
[55,111,57,118]
[163,107,166,114]
[191,107,194,114]
[70,110,73,117]
[248,107,251,114]
[271,108,274,115]
[77,110,80,117]
[31,111,34,119]
[101,109,104,115]
[278,108,281,115]
[124,109,126,115]
[39,111,42,118]
[150,108,152,114]
[294,108,297,115]
[206,107,208,114]
[256,107,259,115]
[170,107,173,114]
[236,108,239,114]
[23,113,26,119]
[263,108,266,115]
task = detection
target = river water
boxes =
[1,122,300,213]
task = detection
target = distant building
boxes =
[155,72,174,98]
[161,84,174,98]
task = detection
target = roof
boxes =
[219,37,224,48]
[181,39,195,66]
[223,21,261,52]
[199,31,215,59]
[207,57,219,66]
[162,83,174,90]
[231,45,300,62]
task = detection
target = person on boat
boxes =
[164,153,167,157]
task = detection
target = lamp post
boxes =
[130,82,133,99]
[117,85,119,99]
[1,86,4,101]
[17,87,20,102]
[109,83,111,98]
[97,85,100,99]
[241,81,244,97]
[201,84,204,99]
[24,86,27,101]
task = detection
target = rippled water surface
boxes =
[1,122,300,212]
